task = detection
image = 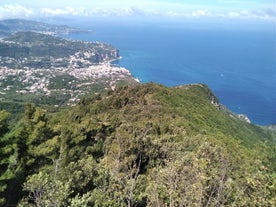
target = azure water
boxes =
[63,19,276,126]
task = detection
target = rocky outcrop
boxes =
[238,114,251,123]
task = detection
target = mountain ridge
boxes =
[1,31,119,65]
[0,82,275,206]
[0,18,88,37]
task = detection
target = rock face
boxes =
[0,32,119,68]
[238,114,251,123]
[267,125,276,131]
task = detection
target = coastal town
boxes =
[0,62,137,106]
[0,31,138,107]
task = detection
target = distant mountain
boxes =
[0,19,88,37]
[0,31,119,67]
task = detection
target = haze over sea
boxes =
[63,18,276,126]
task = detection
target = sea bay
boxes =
[63,20,276,125]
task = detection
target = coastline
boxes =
[56,28,276,126]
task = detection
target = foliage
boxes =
[0,83,275,206]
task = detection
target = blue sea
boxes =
[62,19,276,125]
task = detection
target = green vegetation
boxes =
[0,83,275,206]
[0,32,119,68]
[0,19,88,37]
[0,31,137,115]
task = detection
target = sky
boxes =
[0,0,275,22]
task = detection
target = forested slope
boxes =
[0,83,275,206]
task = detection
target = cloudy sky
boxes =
[0,0,275,21]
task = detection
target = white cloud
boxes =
[163,9,211,18]
[0,4,33,19]
[41,7,87,16]
[191,10,210,17]
[225,9,276,21]
[41,8,68,16]
[117,7,145,17]
[0,3,275,22]
[38,6,145,17]
[164,8,275,21]
[257,8,276,20]
[228,11,241,18]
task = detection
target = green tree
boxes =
[0,110,9,136]
[0,121,29,206]
[19,171,71,207]
[0,110,10,205]
[0,104,55,206]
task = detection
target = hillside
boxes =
[0,31,119,67]
[0,83,275,206]
[0,19,87,37]
[0,32,138,115]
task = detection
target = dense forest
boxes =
[0,83,275,206]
